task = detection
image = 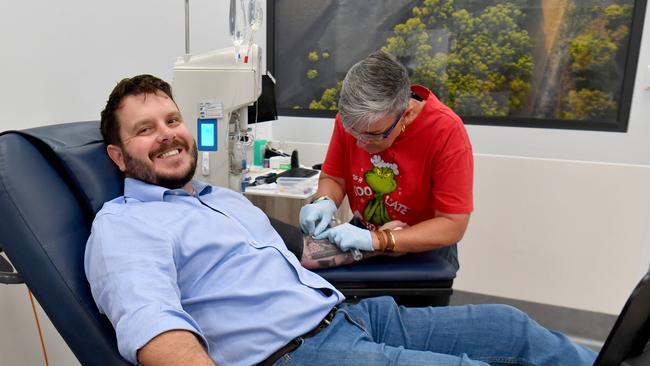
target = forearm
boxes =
[138,330,216,366]
[384,214,470,252]
[315,173,346,207]
[300,234,379,269]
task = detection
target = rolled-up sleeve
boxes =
[84,212,208,364]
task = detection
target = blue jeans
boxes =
[274,296,597,366]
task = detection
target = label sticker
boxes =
[198,101,223,119]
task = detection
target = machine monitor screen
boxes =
[197,119,218,151]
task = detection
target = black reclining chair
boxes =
[0,121,128,365]
[594,271,650,366]
[3,121,645,365]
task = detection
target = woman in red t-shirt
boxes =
[299,51,473,269]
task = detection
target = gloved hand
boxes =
[314,223,374,252]
[299,198,338,236]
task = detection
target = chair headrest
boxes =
[20,121,123,217]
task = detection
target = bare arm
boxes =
[383,212,470,252]
[299,228,409,269]
[300,234,380,269]
[138,330,216,366]
[300,221,410,268]
[315,172,346,207]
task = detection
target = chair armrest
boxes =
[623,347,650,366]
[0,250,24,284]
[314,251,457,283]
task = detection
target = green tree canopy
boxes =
[311,0,534,117]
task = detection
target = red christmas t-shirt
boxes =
[322,85,473,231]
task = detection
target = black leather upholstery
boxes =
[315,251,455,297]
[595,271,650,366]
[23,121,124,216]
[0,121,129,365]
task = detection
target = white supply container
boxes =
[276,177,316,195]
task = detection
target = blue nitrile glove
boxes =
[299,197,338,236]
[314,223,374,252]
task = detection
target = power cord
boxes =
[28,289,49,366]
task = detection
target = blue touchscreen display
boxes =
[197,119,217,151]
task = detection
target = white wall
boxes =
[0,285,51,365]
[1,0,649,364]
[460,155,650,314]
[0,0,249,130]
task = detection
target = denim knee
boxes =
[486,304,529,321]
[481,304,538,338]
[350,296,398,316]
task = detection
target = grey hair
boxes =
[338,51,411,131]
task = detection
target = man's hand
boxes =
[299,198,338,236]
[138,330,215,366]
[314,223,373,252]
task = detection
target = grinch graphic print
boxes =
[352,155,410,230]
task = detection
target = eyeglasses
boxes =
[347,110,404,142]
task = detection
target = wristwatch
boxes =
[311,195,334,204]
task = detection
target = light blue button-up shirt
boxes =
[85,178,344,366]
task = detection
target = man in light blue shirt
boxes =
[85,74,597,366]
[87,176,343,365]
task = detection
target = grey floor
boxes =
[448,290,617,352]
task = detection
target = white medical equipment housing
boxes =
[173,45,262,188]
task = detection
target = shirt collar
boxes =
[411,84,433,101]
[124,177,212,202]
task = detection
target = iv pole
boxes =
[184,0,191,61]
